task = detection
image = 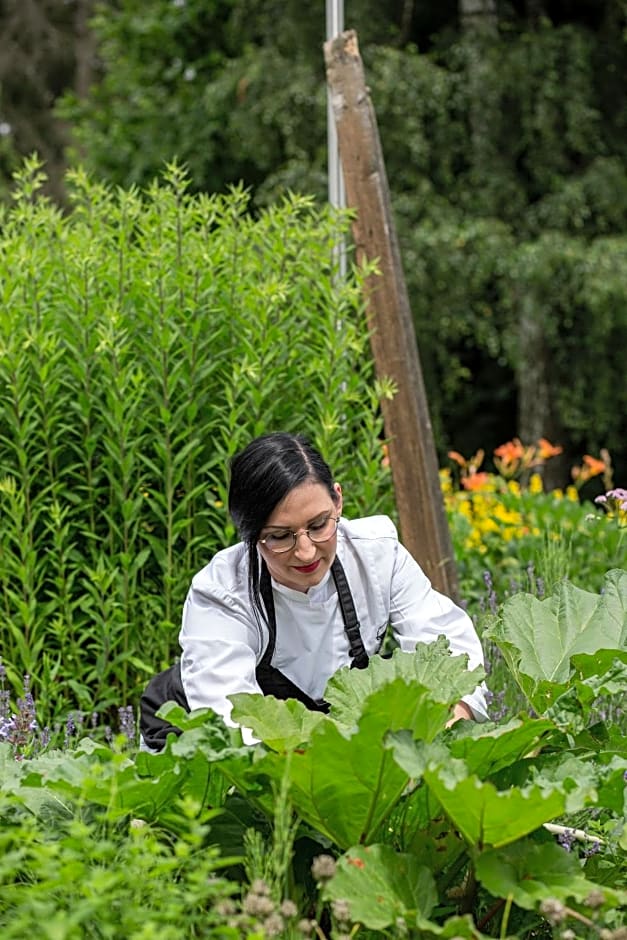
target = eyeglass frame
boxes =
[258,513,341,554]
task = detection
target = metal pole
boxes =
[326,0,346,278]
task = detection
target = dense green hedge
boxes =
[0,160,392,720]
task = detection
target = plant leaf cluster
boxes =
[0,160,391,720]
[2,572,625,936]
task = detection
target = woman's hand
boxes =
[446,701,473,727]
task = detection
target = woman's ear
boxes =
[333,482,343,512]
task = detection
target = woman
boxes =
[140,432,487,749]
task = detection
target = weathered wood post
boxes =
[324,29,460,599]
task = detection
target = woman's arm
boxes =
[388,541,489,721]
[178,577,265,742]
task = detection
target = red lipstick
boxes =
[294,560,321,574]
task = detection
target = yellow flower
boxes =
[529,473,544,495]
[439,468,453,495]
[456,500,473,522]
[479,518,500,535]
[502,527,519,542]
[493,504,523,527]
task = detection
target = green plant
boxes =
[1,571,626,937]
[0,788,245,938]
[148,573,626,935]
[0,157,392,725]
[443,443,625,614]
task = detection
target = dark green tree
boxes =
[0,0,95,203]
[3,0,627,483]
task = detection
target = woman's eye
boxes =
[269,532,291,542]
[309,520,327,532]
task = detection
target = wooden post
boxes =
[324,29,460,599]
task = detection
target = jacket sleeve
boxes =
[178,577,264,743]
[388,540,489,721]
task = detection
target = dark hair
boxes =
[228,432,339,624]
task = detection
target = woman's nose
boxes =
[293,530,316,560]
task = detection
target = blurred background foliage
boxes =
[0,0,626,486]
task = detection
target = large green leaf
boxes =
[571,650,627,683]
[525,756,599,813]
[485,569,627,712]
[390,783,469,874]
[292,681,451,847]
[447,715,561,777]
[324,639,484,723]
[15,742,190,823]
[597,755,627,815]
[322,843,437,929]
[229,693,325,750]
[0,744,77,820]
[229,679,452,848]
[476,838,627,910]
[388,738,576,849]
[229,642,476,753]
[10,737,234,829]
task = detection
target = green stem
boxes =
[500,893,513,940]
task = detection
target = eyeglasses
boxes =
[259,514,340,554]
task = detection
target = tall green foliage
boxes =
[0,158,392,720]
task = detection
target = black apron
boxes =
[139,556,368,750]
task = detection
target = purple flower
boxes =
[0,715,16,741]
[595,487,627,512]
[0,673,45,756]
[583,840,601,858]
[557,828,577,852]
[0,688,10,722]
[482,570,498,613]
[485,688,508,721]
[118,705,136,744]
[64,714,76,749]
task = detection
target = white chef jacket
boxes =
[179,515,488,737]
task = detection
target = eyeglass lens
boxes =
[262,515,338,553]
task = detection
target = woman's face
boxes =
[258,480,342,593]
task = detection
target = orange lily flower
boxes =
[536,438,563,460]
[582,455,606,477]
[448,450,467,468]
[461,472,491,491]
[494,439,525,464]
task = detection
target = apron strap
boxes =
[330,556,369,670]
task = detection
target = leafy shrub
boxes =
[443,441,625,612]
[1,571,626,937]
[0,786,245,938]
[0,157,392,722]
